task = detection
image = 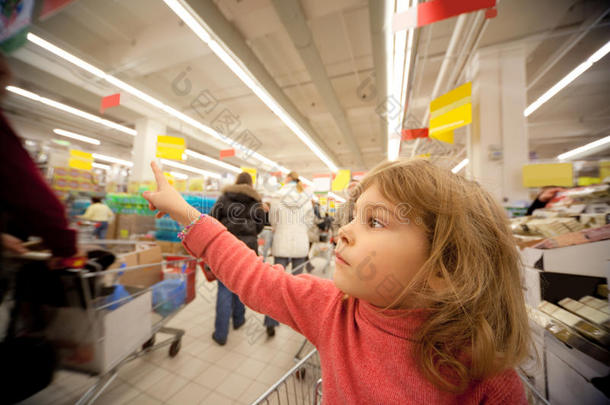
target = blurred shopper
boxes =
[526,186,565,215]
[209,172,265,345]
[259,201,273,259]
[0,53,79,402]
[80,197,114,239]
[264,171,313,337]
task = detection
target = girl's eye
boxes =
[369,218,384,228]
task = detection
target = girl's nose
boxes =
[338,223,354,246]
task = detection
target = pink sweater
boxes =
[184,216,527,404]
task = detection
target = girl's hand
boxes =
[142,161,201,226]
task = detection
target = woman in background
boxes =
[80,197,114,239]
[209,172,265,345]
[265,171,313,336]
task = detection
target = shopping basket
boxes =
[163,255,199,304]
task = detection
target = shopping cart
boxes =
[74,220,100,242]
[9,240,200,405]
[253,349,322,405]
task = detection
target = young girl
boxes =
[143,159,530,404]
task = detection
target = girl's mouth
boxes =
[335,252,349,266]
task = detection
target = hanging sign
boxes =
[220,149,235,159]
[156,135,186,160]
[401,128,429,141]
[429,82,472,142]
[313,174,331,192]
[69,149,93,170]
[100,93,121,113]
[332,170,351,192]
[393,0,496,32]
[522,163,573,188]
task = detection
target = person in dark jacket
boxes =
[209,172,265,345]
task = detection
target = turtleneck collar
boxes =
[356,299,429,339]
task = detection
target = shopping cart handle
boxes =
[9,251,52,260]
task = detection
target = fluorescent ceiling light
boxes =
[185,149,241,173]
[25,140,36,147]
[170,171,189,179]
[451,158,469,173]
[26,33,292,174]
[160,158,221,179]
[53,128,100,145]
[93,153,133,167]
[92,162,111,171]
[557,135,610,161]
[524,40,610,117]
[6,86,137,136]
[387,0,416,161]
[162,0,339,173]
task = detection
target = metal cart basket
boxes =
[253,349,322,405]
[19,240,199,405]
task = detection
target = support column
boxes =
[466,44,529,203]
[132,118,165,182]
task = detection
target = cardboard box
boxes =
[107,244,163,288]
[116,214,155,239]
[521,240,610,278]
[118,245,163,288]
[106,219,117,240]
[157,240,186,255]
[46,288,152,374]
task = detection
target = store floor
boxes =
[18,257,332,405]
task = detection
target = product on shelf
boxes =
[106,193,154,216]
[538,301,610,347]
[559,298,610,330]
[532,224,610,249]
[580,296,610,315]
[51,166,103,198]
[154,194,217,242]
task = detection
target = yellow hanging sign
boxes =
[332,169,351,191]
[69,149,93,170]
[241,167,257,186]
[522,163,573,188]
[416,153,431,159]
[429,82,471,141]
[156,135,186,160]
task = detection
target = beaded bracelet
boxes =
[177,213,206,241]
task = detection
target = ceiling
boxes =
[3,0,609,179]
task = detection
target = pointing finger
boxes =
[151,161,169,190]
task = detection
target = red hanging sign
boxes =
[100,93,120,113]
[219,149,235,159]
[401,128,429,141]
[393,0,496,31]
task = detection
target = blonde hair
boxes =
[355,159,530,393]
[287,171,304,193]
